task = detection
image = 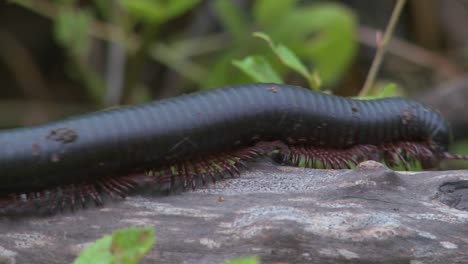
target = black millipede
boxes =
[0,83,467,214]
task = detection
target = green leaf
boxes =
[213,0,248,43]
[253,32,319,90]
[377,83,397,98]
[54,7,92,58]
[197,2,357,89]
[74,226,155,264]
[225,256,260,264]
[73,234,113,264]
[110,226,155,263]
[253,32,308,77]
[121,0,200,25]
[233,55,283,83]
[253,0,297,28]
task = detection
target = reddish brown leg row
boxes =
[288,141,439,170]
[0,141,286,215]
[0,175,140,215]
[0,140,447,215]
[150,141,287,190]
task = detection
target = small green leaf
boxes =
[74,226,155,264]
[73,234,113,264]
[54,7,92,58]
[253,32,320,90]
[233,55,283,83]
[253,32,308,77]
[224,256,260,264]
[110,226,155,263]
[121,0,200,25]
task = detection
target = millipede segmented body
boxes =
[0,83,463,214]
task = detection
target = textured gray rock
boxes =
[1,161,468,264]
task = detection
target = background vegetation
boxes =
[2,0,467,124]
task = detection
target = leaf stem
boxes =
[359,0,406,97]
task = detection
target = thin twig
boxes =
[359,0,407,97]
[358,26,463,79]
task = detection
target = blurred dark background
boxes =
[1,0,468,152]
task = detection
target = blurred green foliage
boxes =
[73,226,155,264]
[54,3,105,103]
[54,7,92,58]
[208,0,357,88]
[121,0,200,25]
[9,0,357,105]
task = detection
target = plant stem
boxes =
[359,0,407,97]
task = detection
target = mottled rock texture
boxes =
[1,161,468,264]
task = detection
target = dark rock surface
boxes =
[1,161,468,264]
